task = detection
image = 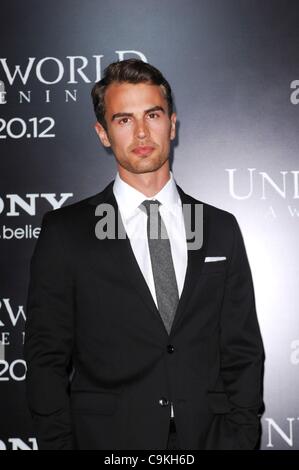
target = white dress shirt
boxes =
[113,171,187,418]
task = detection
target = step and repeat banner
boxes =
[1,0,299,450]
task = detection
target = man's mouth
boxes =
[132,146,155,156]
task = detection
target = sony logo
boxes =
[0,193,73,216]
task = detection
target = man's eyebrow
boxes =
[111,106,166,122]
[145,106,166,115]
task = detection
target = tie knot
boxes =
[140,199,161,216]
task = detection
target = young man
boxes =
[24,59,264,450]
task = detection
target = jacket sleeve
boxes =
[24,211,75,450]
[207,215,265,450]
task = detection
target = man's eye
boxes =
[119,117,130,124]
[148,113,159,119]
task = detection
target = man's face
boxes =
[95,82,176,175]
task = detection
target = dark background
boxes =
[1,0,299,449]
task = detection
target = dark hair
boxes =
[91,59,173,131]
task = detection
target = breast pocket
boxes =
[201,261,227,275]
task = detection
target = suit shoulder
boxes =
[183,193,241,249]
[202,201,237,227]
[41,181,114,227]
[42,196,92,228]
[179,186,237,228]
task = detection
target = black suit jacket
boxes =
[24,181,264,450]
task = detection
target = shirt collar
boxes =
[113,171,181,222]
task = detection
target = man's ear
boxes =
[170,113,176,141]
[94,122,111,147]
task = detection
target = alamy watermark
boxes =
[94,203,203,250]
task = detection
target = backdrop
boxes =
[1,0,298,450]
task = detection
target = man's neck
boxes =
[117,165,171,197]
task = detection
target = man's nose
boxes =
[135,119,149,139]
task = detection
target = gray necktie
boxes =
[140,199,179,335]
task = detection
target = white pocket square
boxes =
[204,256,226,262]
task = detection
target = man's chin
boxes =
[119,159,167,175]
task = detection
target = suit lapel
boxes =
[89,181,208,336]
[89,182,166,333]
[171,185,208,334]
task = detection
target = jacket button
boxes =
[159,397,169,407]
[167,344,174,353]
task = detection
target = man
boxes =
[24,59,264,450]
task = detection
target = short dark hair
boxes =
[91,59,173,131]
